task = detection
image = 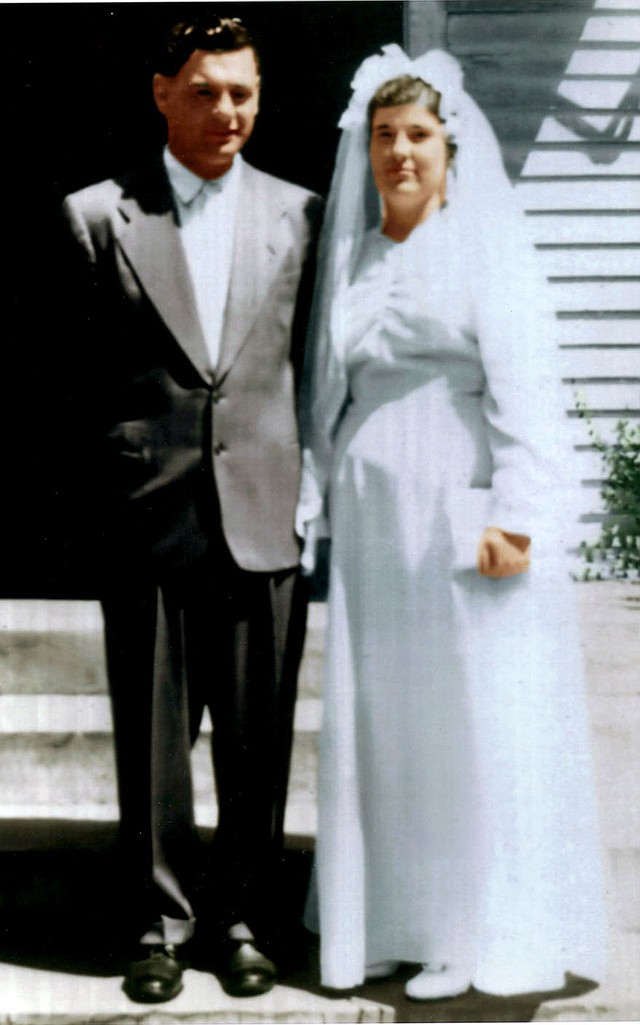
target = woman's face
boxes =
[369,103,448,210]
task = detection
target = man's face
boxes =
[153,47,260,179]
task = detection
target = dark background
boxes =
[3,2,403,596]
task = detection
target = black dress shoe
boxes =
[219,925,277,998]
[123,943,184,1004]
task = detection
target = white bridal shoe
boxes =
[405,964,471,1000]
[365,960,401,979]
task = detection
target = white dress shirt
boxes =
[163,147,241,368]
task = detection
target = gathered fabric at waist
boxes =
[347,345,484,407]
[333,369,494,494]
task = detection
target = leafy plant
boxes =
[576,394,640,580]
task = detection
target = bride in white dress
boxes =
[297,45,606,1000]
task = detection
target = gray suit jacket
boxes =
[62,156,322,574]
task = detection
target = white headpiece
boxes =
[339,43,464,132]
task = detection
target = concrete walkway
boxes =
[0,580,637,1022]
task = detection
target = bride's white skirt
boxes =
[309,434,606,994]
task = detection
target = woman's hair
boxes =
[367,75,457,160]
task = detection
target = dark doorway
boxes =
[3,2,403,597]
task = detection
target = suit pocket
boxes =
[105,421,156,490]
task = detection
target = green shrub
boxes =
[577,395,640,580]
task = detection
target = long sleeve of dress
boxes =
[471,197,575,549]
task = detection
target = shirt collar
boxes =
[163,146,242,204]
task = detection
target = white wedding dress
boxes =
[307,200,606,994]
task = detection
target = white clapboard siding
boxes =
[574,446,612,482]
[595,0,640,10]
[568,413,639,449]
[448,8,639,46]
[556,321,640,343]
[563,381,640,409]
[409,0,640,548]
[515,180,640,211]
[565,48,640,75]
[535,247,640,275]
[550,280,640,310]
[581,14,640,40]
[527,214,640,245]
[573,486,621,519]
[559,347,640,377]
[523,151,640,176]
[579,520,616,545]
[526,12,639,543]
[558,78,636,107]
[536,115,640,144]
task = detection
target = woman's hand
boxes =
[477,526,531,578]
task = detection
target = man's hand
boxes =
[477,526,531,578]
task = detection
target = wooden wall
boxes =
[406,0,640,551]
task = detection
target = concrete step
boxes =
[0,600,107,696]
[0,728,319,836]
[0,823,393,1022]
[0,600,326,835]
[0,963,394,1023]
[1,586,639,844]
[0,590,637,877]
[0,600,325,701]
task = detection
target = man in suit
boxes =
[60,15,321,1003]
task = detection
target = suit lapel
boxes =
[217,163,282,379]
[116,161,212,384]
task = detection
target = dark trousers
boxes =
[101,542,308,947]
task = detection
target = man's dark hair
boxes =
[155,15,259,76]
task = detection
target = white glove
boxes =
[299,514,330,576]
[296,449,330,576]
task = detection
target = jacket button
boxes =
[214,442,226,455]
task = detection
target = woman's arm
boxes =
[471,194,573,565]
